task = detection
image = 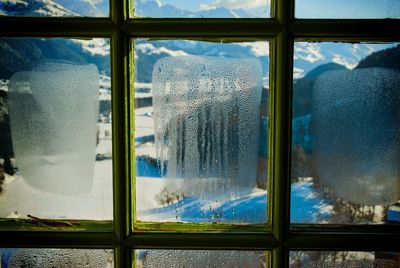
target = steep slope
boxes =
[0,0,76,16]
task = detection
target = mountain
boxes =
[134,40,270,84]
[0,38,110,80]
[0,0,108,17]
[55,0,108,17]
[134,0,253,18]
[293,63,346,117]
[356,44,400,70]
[0,0,76,16]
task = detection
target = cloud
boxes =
[82,0,103,4]
[293,67,305,79]
[200,0,267,10]
[294,43,324,63]
[238,42,269,57]
[136,43,189,57]
[332,54,357,69]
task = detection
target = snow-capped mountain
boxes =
[134,0,254,18]
[0,0,76,16]
[0,0,107,17]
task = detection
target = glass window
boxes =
[0,248,114,267]
[291,42,400,224]
[0,0,109,17]
[296,0,400,18]
[133,39,269,224]
[290,251,400,267]
[135,250,268,267]
[0,38,112,224]
[133,0,271,18]
[0,0,398,266]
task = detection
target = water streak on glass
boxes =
[134,0,270,18]
[134,40,269,223]
[290,42,400,224]
[290,251,400,268]
[0,0,109,17]
[0,248,114,267]
[136,250,267,268]
[0,38,112,221]
[296,0,400,18]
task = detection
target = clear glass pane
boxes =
[133,0,270,18]
[0,0,109,17]
[296,0,400,18]
[0,38,112,223]
[291,42,400,224]
[136,250,268,267]
[134,39,269,224]
[290,251,400,267]
[0,248,113,267]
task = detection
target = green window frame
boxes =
[1,0,400,267]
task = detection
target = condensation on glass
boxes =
[134,40,269,223]
[0,248,113,267]
[296,0,400,18]
[290,251,400,268]
[290,42,400,224]
[133,0,270,18]
[135,250,268,268]
[0,0,109,17]
[0,38,112,221]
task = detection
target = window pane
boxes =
[291,42,400,224]
[0,38,112,224]
[0,0,109,17]
[0,248,113,267]
[134,39,269,224]
[133,0,270,18]
[135,250,268,267]
[290,251,400,267]
[296,0,400,18]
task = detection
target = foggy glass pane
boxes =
[133,0,270,18]
[0,248,113,267]
[134,40,269,224]
[296,0,400,18]
[290,251,400,268]
[290,42,400,224]
[0,0,109,17]
[0,38,112,222]
[136,250,268,268]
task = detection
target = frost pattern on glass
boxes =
[290,251,400,268]
[312,68,400,205]
[152,56,262,204]
[7,62,99,194]
[136,250,266,268]
[2,249,112,268]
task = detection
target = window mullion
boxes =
[272,0,295,266]
[111,0,130,268]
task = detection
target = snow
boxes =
[0,160,113,220]
[135,106,154,138]
[136,177,332,223]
